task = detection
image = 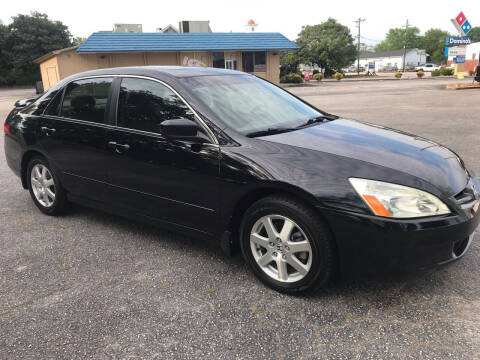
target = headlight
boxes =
[349,178,450,218]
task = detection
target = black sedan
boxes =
[4,66,480,294]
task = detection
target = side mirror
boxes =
[160,118,198,138]
[14,98,36,108]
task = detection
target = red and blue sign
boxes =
[454,11,472,35]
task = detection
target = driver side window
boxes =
[117,77,196,134]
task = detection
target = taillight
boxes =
[3,124,9,134]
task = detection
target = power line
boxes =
[360,36,382,43]
[354,18,366,75]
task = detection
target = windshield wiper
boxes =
[296,114,339,128]
[246,127,296,138]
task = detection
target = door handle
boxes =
[41,127,56,136]
[108,141,130,154]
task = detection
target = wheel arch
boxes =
[20,149,48,189]
[226,182,335,250]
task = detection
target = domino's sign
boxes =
[451,11,473,35]
[445,37,471,45]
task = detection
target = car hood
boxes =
[257,118,468,197]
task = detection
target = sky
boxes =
[1,0,479,44]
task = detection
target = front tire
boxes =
[27,156,69,215]
[240,195,336,295]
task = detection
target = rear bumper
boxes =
[4,134,22,178]
[320,204,480,277]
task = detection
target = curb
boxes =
[280,76,468,88]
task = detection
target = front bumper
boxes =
[319,201,480,277]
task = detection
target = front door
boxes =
[37,77,114,202]
[104,77,221,235]
[225,60,235,70]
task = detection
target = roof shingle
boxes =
[77,32,299,52]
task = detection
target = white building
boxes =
[358,48,427,72]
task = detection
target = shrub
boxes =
[313,73,323,81]
[312,69,319,75]
[394,71,403,79]
[333,72,343,81]
[431,69,441,77]
[280,73,303,83]
[440,68,454,76]
[416,70,425,78]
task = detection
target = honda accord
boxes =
[4,66,479,294]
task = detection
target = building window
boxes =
[212,52,225,68]
[242,51,266,73]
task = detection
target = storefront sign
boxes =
[451,11,472,35]
[446,46,467,56]
[445,37,471,45]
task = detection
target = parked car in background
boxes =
[416,63,441,72]
[4,66,480,294]
[346,65,365,73]
[378,64,399,72]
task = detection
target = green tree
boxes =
[0,23,10,85]
[296,19,356,74]
[6,12,72,85]
[421,28,450,64]
[280,50,301,76]
[376,27,422,51]
[72,36,87,46]
[469,27,480,43]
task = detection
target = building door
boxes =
[46,67,59,89]
[225,60,237,70]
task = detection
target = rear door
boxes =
[104,76,221,235]
[38,77,114,202]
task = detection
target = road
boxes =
[1,78,479,359]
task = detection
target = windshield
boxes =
[181,74,323,135]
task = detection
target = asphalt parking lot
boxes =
[1,78,479,360]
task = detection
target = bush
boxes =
[333,72,343,81]
[416,70,425,78]
[280,73,303,83]
[394,71,403,79]
[313,73,323,81]
[431,69,441,77]
[312,69,319,75]
[440,68,454,76]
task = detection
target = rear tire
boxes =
[27,156,69,216]
[240,195,336,295]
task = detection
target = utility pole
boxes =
[354,18,366,76]
[402,19,409,73]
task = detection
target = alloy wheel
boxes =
[30,164,56,208]
[250,215,313,283]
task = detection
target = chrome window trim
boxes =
[43,74,219,145]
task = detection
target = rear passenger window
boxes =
[60,78,113,123]
[117,77,195,134]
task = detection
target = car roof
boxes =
[65,66,244,81]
